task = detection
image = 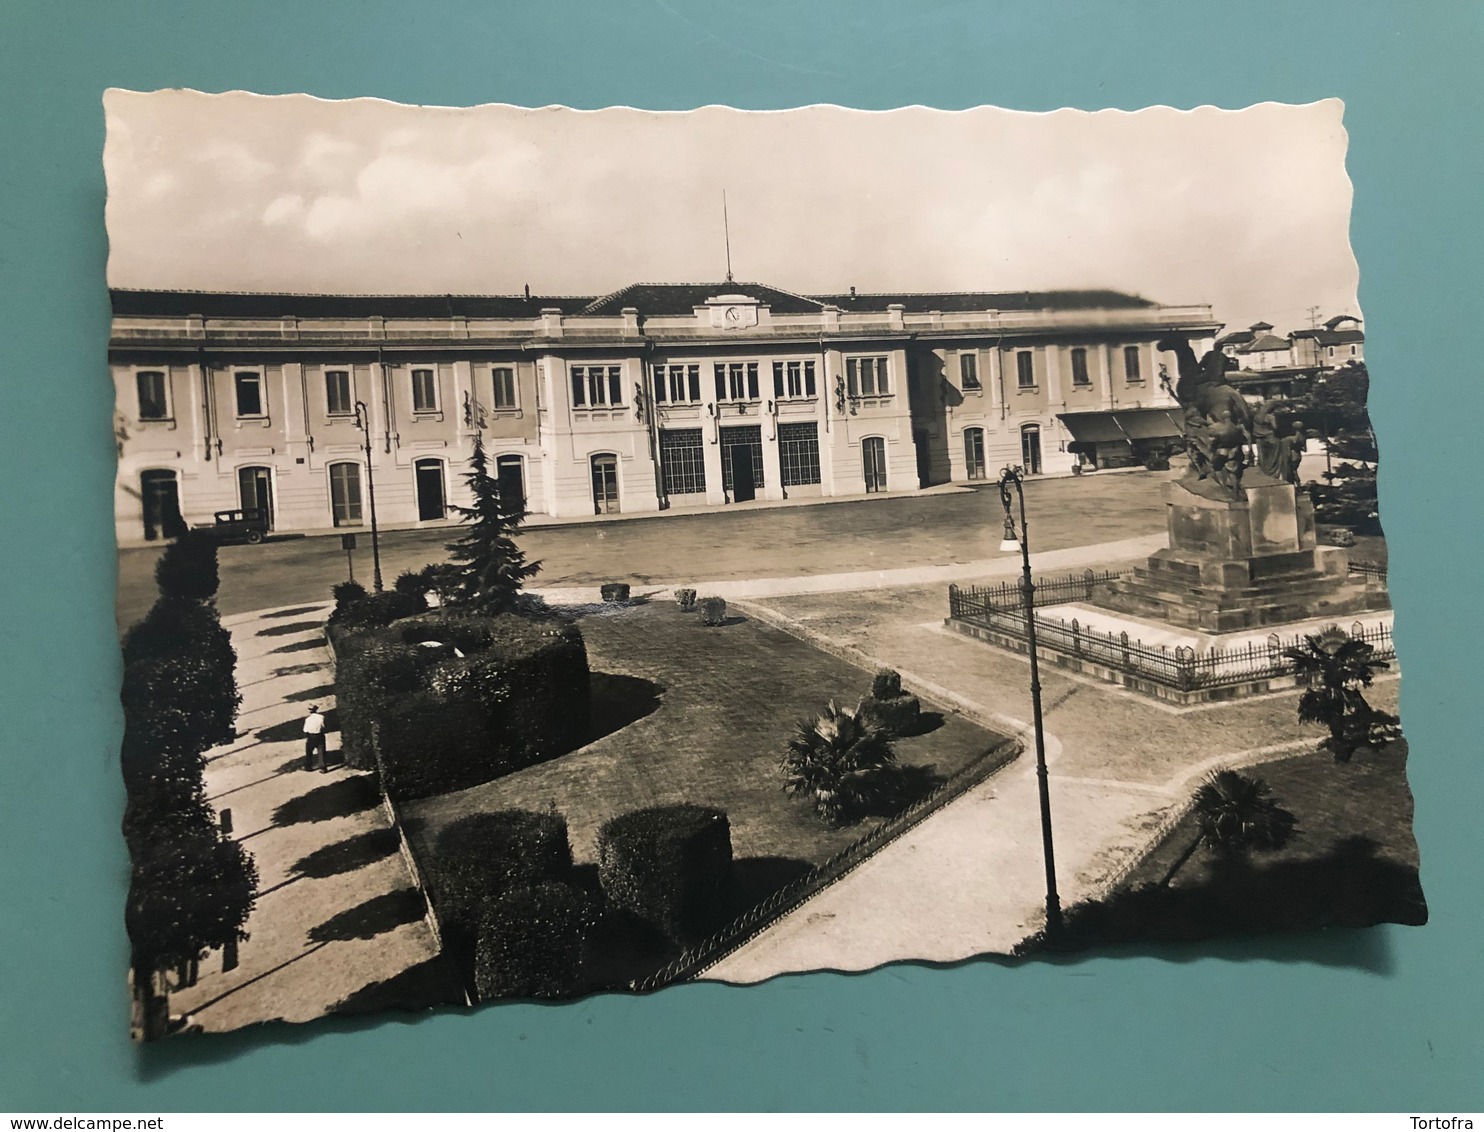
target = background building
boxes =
[110,283,1219,542]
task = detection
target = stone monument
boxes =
[1092,337,1386,633]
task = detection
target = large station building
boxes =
[109,282,1220,541]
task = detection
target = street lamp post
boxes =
[353,401,384,592]
[997,465,1063,938]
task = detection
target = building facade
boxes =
[110,283,1219,542]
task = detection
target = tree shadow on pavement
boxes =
[308,888,427,943]
[330,956,466,1016]
[269,638,325,655]
[271,774,380,826]
[263,606,325,620]
[256,620,324,637]
[283,682,335,703]
[291,827,401,879]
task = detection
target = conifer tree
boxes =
[443,434,541,615]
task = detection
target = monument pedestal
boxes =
[1094,473,1386,632]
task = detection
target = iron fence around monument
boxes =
[955,568,1128,612]
[948,575,1396,693]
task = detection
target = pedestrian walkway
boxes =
[166,603,441,1032]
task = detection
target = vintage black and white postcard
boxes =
[107,93,1423,1039]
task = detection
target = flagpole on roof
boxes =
[723,190,734,285]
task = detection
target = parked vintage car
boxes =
[203,509,270,545]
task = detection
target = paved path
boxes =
[166,603,441,1032]
[531,533,1167,605]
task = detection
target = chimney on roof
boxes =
[849,286,856,298]
[524,283,530,300]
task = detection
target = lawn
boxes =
[1025,740,1427,953]
[399,599,1012,990]
[403,600,1009,871]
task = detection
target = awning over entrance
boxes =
[1057,407,1185,444]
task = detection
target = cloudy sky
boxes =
[104,92,1360,333]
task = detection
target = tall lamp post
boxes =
[997,465,1063,938]
[353,401,384,592]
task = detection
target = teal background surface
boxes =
[1,0,1480,1112]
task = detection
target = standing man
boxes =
[303,705,328,772]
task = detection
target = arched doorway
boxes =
[963,427,987,480]
[862,436,888,493]
[140,469,184,541]
[237,465,274,530]
[590,453,619,515]
[1020,424,1043,475]
[414,458,446,521]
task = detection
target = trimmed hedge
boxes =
[328,587,426,634]
[675,588,697,612]
[597,805,732,942]
[426,809,573,949]
[335,613,592,799]
[870,669,902,700]
[474,882,595,1001]
[861,694,922,737]
[600,582,631,603]
[154,530,220,601]
[699,596,727,626]
[122,597,240,749]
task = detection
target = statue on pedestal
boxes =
[1252,398,1307,486]
[1156,335,1254,499]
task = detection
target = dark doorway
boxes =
[237,465,274,530]
[495,454,526,514]
[720,425,763,503]
[414,458,445,521]
[863,436,888,493]
[591,454,619,514]
[140,469,184,541]
[1021,425,1043,475]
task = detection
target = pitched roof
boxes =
[810,288,1156,313]
[1292,328,1365,346]
[1324,315,1362,330]
[579,282,826,316]
[1238,333,1292,353]
[1217,329,1256,348]
[110,289,596,319]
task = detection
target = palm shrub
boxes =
[1159,769,1298,887]
[782,700,897,825]
[1282,626,1401,761]
[442,434,541,616]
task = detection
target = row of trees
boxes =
[1300,362,1382,535]
[121,531,257,1040]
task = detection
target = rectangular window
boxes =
[716,362,760,402]
[234,371,264,418]
[1124,346,1142,383]
[654,364,699,404]
[572,365,623,407]
[411,368,438,412]
[773,361,816,399]
[959,353,980,390]
[325,369,352,416]
[492,367,517,410]
[659,428,707,495]
[1016,352,1035,389]
[779,422,822,486]
[847,356,890,397]
[136,370,169,420]
[1070,348,1090,386]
